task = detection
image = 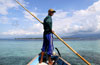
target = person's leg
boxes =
[39,52,45,63]
[47,33,54,65]
[47,33,54,54]
[40,32,46,63]
[48,55,53,65]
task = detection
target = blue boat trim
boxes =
[27,55,39,65]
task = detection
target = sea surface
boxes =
[0,39,100,65]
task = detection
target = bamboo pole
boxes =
[16,0,43,24]
[16,0,91,65]
[52,32,91,65]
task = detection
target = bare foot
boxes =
[39,60,43,63]
[39,59,43,63]
[48,62,53,65]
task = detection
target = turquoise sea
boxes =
[0,39,100,65]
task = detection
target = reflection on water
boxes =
[62,51,100,65]
[0,39,100,65]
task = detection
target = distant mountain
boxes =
[63,33,100,39]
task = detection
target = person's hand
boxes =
[52,30,54,33]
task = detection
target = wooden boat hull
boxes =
[27,54,71,65]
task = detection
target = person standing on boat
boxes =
[40,9,56,65]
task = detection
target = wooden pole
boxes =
[16,0,91,65]
[52,32,91,65]
[16,0,43,24]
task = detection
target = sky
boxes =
[0,0,100,38]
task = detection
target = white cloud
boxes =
[23,10,47,22]
[0,0,29,25]
[2,29,42,36]
[1,0,100,38]
[0,16,9,24]
[29,23,43,33]
[53,10,68,19]
[0,16,20,25]
[23,11,37,21]
[0,0,29,15]
[2,23,43,36]
[52,0,100,36]
[95,15,100,32]
[2,29,33,35]
[0,0,18,15]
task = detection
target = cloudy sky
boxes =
[0,0,100,38]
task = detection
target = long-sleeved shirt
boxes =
[43,15,52,34]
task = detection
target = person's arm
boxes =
[51,30,54,33]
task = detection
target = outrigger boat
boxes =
[27,48,71,65]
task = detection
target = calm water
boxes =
[0,39,100,65]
